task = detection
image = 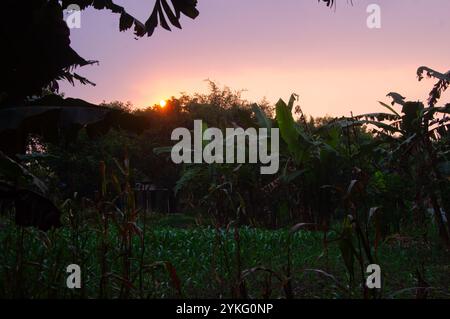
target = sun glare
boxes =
[159,100,167,108]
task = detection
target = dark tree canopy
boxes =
[0,0,337,106]
[0,1,93,105]
[0,0,200,105]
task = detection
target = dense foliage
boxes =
[0,0,449,299]
[1,68,450,298]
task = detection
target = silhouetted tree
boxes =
[0,0,339,230]
[0,0,199,105]
[0,0,337,105]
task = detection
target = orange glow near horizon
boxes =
[60,1,450,117]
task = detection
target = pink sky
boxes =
[60,0,450,117]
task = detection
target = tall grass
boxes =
[1,215,449,298]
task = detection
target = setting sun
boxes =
[4,0,450,302]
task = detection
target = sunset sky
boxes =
[60,0,450,117]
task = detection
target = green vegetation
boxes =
[3,0,448,300]
[1,68,450,299]
[1,221,449,299]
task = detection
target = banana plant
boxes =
[329,66,450,248]
[0,151,61,231]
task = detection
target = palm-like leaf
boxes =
[0,95,148,156]
[61,0,199,37]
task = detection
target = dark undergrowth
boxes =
[1,215,449,299]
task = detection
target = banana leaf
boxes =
[0,95,148,156]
